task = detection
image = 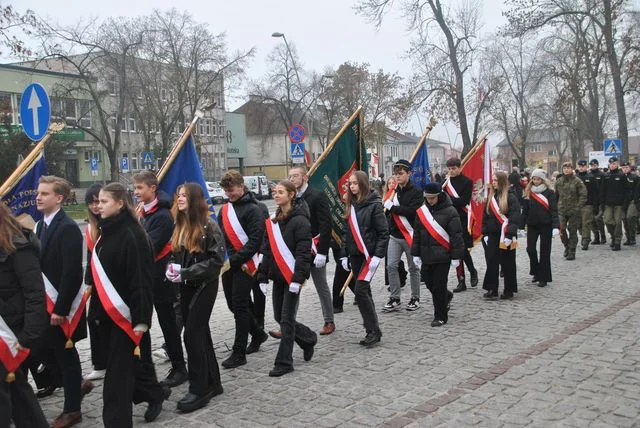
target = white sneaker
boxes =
[85,369,106,380]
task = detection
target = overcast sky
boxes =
[16,0,508,146]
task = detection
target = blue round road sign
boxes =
[20,83,51,141]
[288,123,305,143]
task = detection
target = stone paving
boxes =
[35,230,640,427]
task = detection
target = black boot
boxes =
[537,281,548,287]
[566,249,576,261]
[453,278,467,293]
[581,239,589,251]
[161,366,188,387]
[612,243,621,251]
[359,331,381,347]
[563,247,569,258]
[591,233,601,245]
[483,290,498,300]
[221,352,247,369]
[246,330,268,354]
[470,270,479,287]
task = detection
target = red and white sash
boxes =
[42,274,90,349]
[416,205,451,251]
[0,314,30,383]
[530,192,549,210]
[444,178,473,234]
[348,205,379,282]
[85,224,95,252]
[310,234,320,256]
[390,193,414,247]
[489,197,516,249]
[90,237,142,356]
[221,203,260,275]
[265,216,296,284]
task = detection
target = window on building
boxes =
[76,100,92,128]
[107,75,117,95]
[128,117,136,133]
[530,144,541,153]
[161,88,167,101]
[0,92,12,123]
[218,125,225,141]
[110,116,118,131]
[205,119,211,136]
[84,150,101,162]
[131,152,138,170]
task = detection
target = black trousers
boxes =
[349,254,381,335]
[251,278,266,330]
[0,366,48,428]
[25,350,60,390]
[272,279,317,369]
[154,298,185,370]
[49,342,82,413]
[456,226,477,280]
[423,262,451,322]
[88,297,109,371]
[181,281,222,396]
[102,325,164,428]
[222,269,262,355]
[482,233,518,293]
[331,246,355,309]
[526,224,553,283]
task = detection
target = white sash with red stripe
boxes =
[416,205,451,251]
[391,193,414,247]
[221,203,260,275]
[42,274,90,349]
[348,205,379,282]
[90,237,142,356]
[489,197,516,249]
[443,178,471,215]
[85,224,95,252]
[265,216,296,284]
[310,234,320,256]
[530,192,550,210]
[0,314,30,382]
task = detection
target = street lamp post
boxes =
[272,32,303,95]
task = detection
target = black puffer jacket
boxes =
[217,191,265,271]
[576,171,599,206]
[257,199,312,285]
[446,174,473,219]
[482,189,521,238]
[342,191,389,259]
[602,167,627,206]
[521,187,560,228]
[386,181,423,240]
[411,193,464,264]
[172,217,226,288]
[0,228,47,348]
[299,185,332,255]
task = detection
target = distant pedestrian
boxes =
[555,162,587,260]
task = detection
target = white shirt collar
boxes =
[143,198,159,212]
[297,182,309,197]
[44,208,61,226]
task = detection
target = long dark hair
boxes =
[171,183,209,253]
[101,182,137,219]
[85,183,102,243]
[0,204,24,254]
[273,180,297,223]
[344,170,370,218]
[486,171,509,214]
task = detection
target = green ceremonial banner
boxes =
[308,107,368,244]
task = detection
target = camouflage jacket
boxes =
[555,173,587,214]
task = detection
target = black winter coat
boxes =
[410,193,464,264]
[94,210,154,328]
[576,171,599,206]
[482,189,521,239]
[602,167,627,206]
[521,187,560,228]
[446,174,473,219]
[0,228,48,349]
[386,181,423,240]
[299,185,332,255]
[217,191,265,272]
[625,173,637,206]
[257,200,312,285]
[342,191,389,259]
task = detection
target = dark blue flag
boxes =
[410,140,431,191]
[1,152,47,221]
[158,135,215,219]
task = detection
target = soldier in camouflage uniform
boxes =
[555,162,587,260]
[576,160,598,250]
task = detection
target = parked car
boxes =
[243,175,270,200]
[206,181,227,203]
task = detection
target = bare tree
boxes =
[0,5,39,57]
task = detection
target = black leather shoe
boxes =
[483,290,498,300]
[566,251,576,261]
[246,330,268,354]
[531,276,539,283]
[162,366,188,387]
[500,291,514,300]
[537,281,548,287]
[269,366,294,377]
[333,307,344,314]
[612,243,621,251]
[303,344,315,362]
[431,319,446,327]
[591,237,601,245]
[359,332,381,347]
[563,248,569,258]
[176,386,222,413]
[36,385,57,399]
[470,271,479,287]
[144,385,171,422]
[221,352,247,369]
[453,280,467,293]
[447,291,453,310]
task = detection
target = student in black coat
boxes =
[0,204,49,428]
[411,183,464,326]
[257,180,317,377]
[521,169,560,287]
[93,183,168,428]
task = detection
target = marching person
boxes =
[482,171,520,300]
[35,176,86,428]
[621,161,637,246]
[443,157,479,292]
[165,183,225,411]
[589,159,606,244]
[248,199,270,348]
[411,183,464,327]
[342,171,389,346]
[133,171,187,387]
[555,162,587,260]
[382,160,422,312]
[0,204,49,428]
[576,160,598,250]
[218,171,268,369]
[521,169,559,288]
[602,157,626,251]
[92,183,169,427]
[257,180,317,376]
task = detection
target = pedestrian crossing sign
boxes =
[604,139,622,156]
[290,143,305,163]
[142,151,154,165]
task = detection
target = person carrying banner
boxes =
[602,157,626,251]
[382,160,423,312]
[342,171,389,347]
[34,176,86,428]
[92,183,169,427]
[218,171,268,369]
[165,183,225,411]
[482,172,521,300]
[555,162,587,260]
[589,159,607,245]
[521,169,559,288]
[443,157,479,293]
[257,181,317,376]
[411,183,464,327]
[133,171,187,387]
[0,204,49,428]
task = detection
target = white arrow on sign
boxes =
[28,88,42,136]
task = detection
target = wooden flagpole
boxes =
[460,133,488,169]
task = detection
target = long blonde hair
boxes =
[486,171,509,214]
[344,171,370,218]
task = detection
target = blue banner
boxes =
[1,153,47,221]
[410,140,431,191]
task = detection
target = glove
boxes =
[340,257,350,272]
[289,282,301,294]
[369,256,381,269]
[504,238,512,247]
[552,228,560,237]
[383,199,394,210]
[259,283,269,296]
[519,229,527,237]
[451,259,460,268]
[314,254,327,268]
[483,236,489,245]
[412,256,422,268]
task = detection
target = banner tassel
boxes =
[65,339,74,349]
[5,372,15,383]
[134,345,141,358]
